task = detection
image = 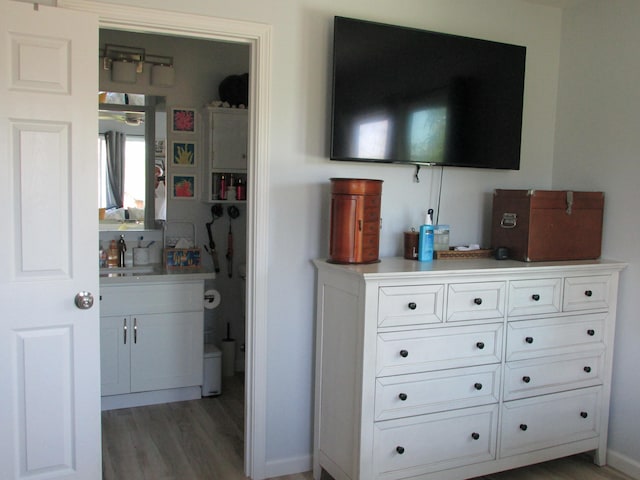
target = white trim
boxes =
[265,454,313,479]
[607,448,640,479]
[57,2,271,478]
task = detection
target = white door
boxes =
[0,2,101,479]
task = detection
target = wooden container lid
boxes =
[330,178,383,195]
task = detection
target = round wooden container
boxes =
[328,178,383,264]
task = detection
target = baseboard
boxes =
[608,448,640,479]
[264,453,312,479]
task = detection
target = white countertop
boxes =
[99,264,215,285]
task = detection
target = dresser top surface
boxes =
[314,257,626,279]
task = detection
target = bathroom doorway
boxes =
[62,1,272,477]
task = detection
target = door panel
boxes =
[0,2,100,479]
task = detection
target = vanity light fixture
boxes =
[148,54,175,87]
[103,44,145,84]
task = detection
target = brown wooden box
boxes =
[491,189,604,262]
[328,178,382,264]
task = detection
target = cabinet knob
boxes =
[474,298,483,305]
[396,446,405,454]
[398,393,408,401]
[471,432,480,440]
[476,342,485,350]
[522,376,531,383]
[399,349,409,358]
[585,290,593,297]
[474,383,483,390]
[587,329,595,336]
[408,302,417,310]
[581,411,589,419]
[525,336,534,344]
[584,366,592,373]
[531,294,540,301]
[519,424,528,431]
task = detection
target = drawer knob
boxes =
[396,446,405,454]
[587,329,595,336]
[522,376,531,383]
[399,349,409,358]
[519,424,528,431]
[408,302,417,310]
[531,294,540,301]
[525,336,534,344]
[584,366,592,373]
[585,290,593,297]
[476,342,485,350]
[581,411,589,419]
[474,383,483,390]
[471,432,480,440]
[474,297,483,305]
[398,393,408,401]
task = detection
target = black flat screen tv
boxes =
[330,16,526,170]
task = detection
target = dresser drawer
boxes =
[500,387,601,458]
[375,364,500,421]
[563,275,611,312]
[376,323,503,377]
[503,352,604,401]
[378,285,445,328]
[373,404,498,478]
[506,313,605,361]
[508,278,562,316]
[446,281,506,322]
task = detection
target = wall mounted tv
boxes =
[330,16,526,170]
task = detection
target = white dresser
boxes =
[313,257,625,480]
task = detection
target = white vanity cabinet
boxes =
[313,258,625,480]
[100,280,204,410]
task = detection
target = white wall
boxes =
[553,1,640,475]
[91,0,565,476]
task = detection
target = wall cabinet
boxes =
[100,281,204,409]
[203,106,248,202]
[313,257,625,480]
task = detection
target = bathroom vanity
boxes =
[99,267,214,410]
[313,257,625,480]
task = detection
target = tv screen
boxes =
[330,17,526,170]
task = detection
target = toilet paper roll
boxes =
[221,340,236,377]
[204,289,221,310]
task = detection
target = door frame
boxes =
[58,1,272,478]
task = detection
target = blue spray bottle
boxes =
[418,209,434,262]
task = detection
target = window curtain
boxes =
[104,130,125,209]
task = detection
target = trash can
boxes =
[202,344,222,396]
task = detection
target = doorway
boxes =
[59,1,272,478]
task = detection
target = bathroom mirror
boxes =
[98,93,166,230]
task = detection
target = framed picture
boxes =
[171,107,196,133]
[155,139,166,157]
[171,174,197,199]
[171,141,196,166]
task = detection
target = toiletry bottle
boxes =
[236,177,245,200]
[219,174,227,200]
[107,240,118,268]
[418,211,434,262]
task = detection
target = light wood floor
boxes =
[102,375,635,480]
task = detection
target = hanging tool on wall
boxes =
[226,205,240,278]
[205,204,223,273]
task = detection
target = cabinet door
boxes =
[100,316,131,396]
[130,312,204,392]
[210,110,248,170]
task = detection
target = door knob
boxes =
[74,291,95,310]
